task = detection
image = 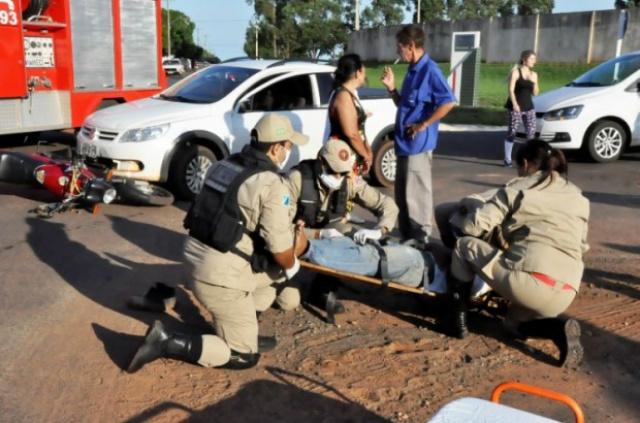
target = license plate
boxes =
[79,143,98,158]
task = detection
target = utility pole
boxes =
[255,24,259,59]
[166,0,171,57]
[417,0,421,24]
[355,0,360,31]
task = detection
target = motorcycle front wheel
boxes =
[114,180,175,206]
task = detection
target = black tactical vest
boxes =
[184,146,278,253]
[293,160,348,229]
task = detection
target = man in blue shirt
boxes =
[381,24,457,247]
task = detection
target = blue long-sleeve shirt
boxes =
[394,54,457,156]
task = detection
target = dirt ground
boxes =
[1,135,639,423]
[1,232,639,423]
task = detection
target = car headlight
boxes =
[543,105,583,121]
[120,124,169,142]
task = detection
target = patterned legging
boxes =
[506,109,536,142]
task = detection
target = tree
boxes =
[361,0,405,28]
[245,0,348,59]
[407,0,553,22]
[285,0,348,58]
[243,20,277,58]
[515,0,554,15]
[405,0,445,22]
[447,0,509,20]
[161,9,210,61]
[615,0,640,7]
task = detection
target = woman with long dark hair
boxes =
[446,139,589,368]
[327,53,373,174]
[504,50,539,167]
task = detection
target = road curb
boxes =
[440,124,507,132]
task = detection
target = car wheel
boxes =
[170,145,217,200]
[585,120,626,163]
[371,136,396,189]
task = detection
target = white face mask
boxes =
[319,172,344,191]
[279,148,291,170]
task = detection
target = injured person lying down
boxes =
[300,236,489,296]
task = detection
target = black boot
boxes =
[220,350,261,370]
[307,275,346,321]
[448,278,473,339]
[127,320,202,373]
[127,282,176,312]
[517,318,583,367]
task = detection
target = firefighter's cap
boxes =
[320,140,353,174]
[253,114,309,146]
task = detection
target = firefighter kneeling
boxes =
[128,114,309,372]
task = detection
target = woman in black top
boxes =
[328,54,373,174]
[504,50,539,167]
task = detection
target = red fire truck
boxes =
[0,0,167,138]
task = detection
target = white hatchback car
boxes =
[522,50,640,162]
[77,59,397,199]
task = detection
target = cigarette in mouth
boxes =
[393,57,400,65]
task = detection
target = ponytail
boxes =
[515,139,569,188]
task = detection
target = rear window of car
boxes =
[163,60,181,65]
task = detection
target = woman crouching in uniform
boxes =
[447,139,589,367]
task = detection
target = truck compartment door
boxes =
[69,0,116,91]
[0,0,27,98]
[120,0,160,89]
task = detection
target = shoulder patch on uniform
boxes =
[283,194,291,207]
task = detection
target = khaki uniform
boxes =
[450,171,590,323]
[286,169,399,239]
[183,171,294,367]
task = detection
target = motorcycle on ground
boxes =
[0,149,174,218]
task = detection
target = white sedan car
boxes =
[521,51,640,162]
[77,60,397,199]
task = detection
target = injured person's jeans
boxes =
[301,237,427,287]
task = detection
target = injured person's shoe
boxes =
[306,275,346,323]
[258,335,277,352]
[127,282,176,312]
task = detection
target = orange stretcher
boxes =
[428,381,585,423]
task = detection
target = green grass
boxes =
[364,61,597,125]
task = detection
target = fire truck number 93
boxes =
[0,0,19,26]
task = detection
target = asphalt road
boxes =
[1,128,639,421]
[1,129,638,315]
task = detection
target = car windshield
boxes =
[159,65,259,103]
[567,54,640,87]
[163,60,180,65]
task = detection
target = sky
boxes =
[168,0,616,60]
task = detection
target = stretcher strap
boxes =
[367,241,390,286]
